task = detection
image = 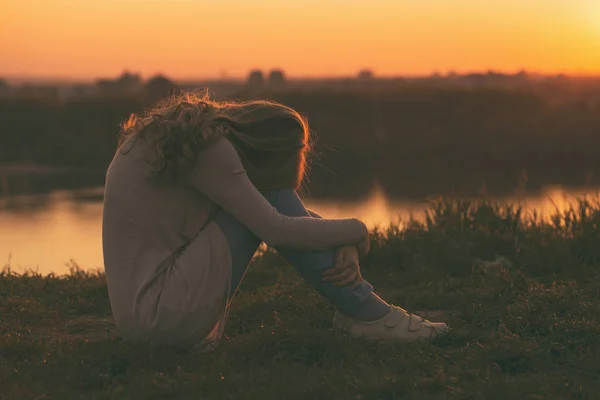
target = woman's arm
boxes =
[187,137,368,250]
[307,210,370,257]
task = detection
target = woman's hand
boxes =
[321,245,363,288]
[357,231,370,258]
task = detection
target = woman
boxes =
[102,93,448,351]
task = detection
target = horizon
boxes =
[2,0,600,81]
[4,69,600,86]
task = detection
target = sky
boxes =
[1,0,600,81]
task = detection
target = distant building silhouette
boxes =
[457,69,534,90]
[515,69,528,79]
[115,71,142,91]
[267,69,286,89]
[357,69,374,80]
[145,74,179,101]
[431,70,443,80]
[96,70,143,95]
[247,69,264,88]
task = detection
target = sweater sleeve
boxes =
[187,137,368,250]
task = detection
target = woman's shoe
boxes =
[333,305,449,341]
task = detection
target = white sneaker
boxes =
[333,305,449,342]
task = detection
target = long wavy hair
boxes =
[119,92,312,190]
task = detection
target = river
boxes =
[0,185,595,276]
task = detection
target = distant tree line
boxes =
[0,87,599,199]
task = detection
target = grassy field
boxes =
[2,198,600,399]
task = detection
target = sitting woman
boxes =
[102,93,448,351]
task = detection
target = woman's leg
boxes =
[214,188,390,320]
[213,190,289,300]
[266,189,390,320]
[213,205,264,300]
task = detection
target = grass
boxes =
[2,198,600,399]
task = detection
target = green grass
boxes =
[2,198,600,399]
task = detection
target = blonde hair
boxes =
[119,92,312,190]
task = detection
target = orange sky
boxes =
[1,0,599,80]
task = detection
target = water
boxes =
[0,185,595,276]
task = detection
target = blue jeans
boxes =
[213,189,375,317]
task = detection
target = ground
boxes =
[1,199,599,399]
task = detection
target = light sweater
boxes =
[102,135,368,348]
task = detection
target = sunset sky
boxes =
[1,0,600,81]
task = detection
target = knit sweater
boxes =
[102,135,368,347]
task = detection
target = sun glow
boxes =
[1,0,600,79]
[591,7,600,37]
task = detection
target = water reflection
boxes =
[0,185,597,276]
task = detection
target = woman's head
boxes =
[120,92,311,190]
